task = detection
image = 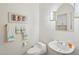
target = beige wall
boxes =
[0,3,39,55]
[39,3,62,43]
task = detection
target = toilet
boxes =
[27,42,47,55]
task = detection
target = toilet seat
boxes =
[27,46,41,55]
[27,42,47,55]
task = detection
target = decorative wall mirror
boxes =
[55,4,74,31]
[56,14,67,31]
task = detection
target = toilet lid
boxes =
[27,47,41,54]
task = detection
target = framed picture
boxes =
[8,12,26,23]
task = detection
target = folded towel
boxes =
[7,23,16,41]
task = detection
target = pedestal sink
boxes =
[48,40,75,55]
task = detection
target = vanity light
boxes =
[50,10,53,21]
[49,10,56,21]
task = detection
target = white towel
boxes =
[7,23,16,41]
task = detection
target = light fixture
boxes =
[49,10,56,21]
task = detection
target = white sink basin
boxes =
[48,40,75,54]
